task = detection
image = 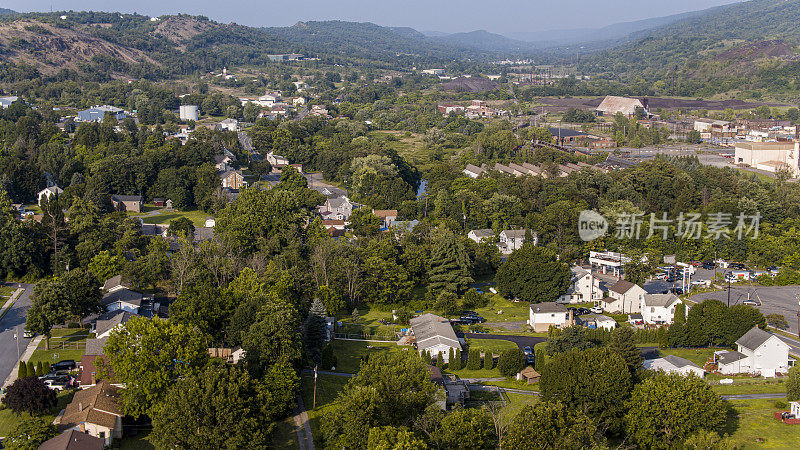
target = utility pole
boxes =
[727,276,731,307]
[14,326,20,360]
[313,365,318,409]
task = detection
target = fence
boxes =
[333,332,397,342]
[46,341,86,350]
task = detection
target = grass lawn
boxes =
[0,286,15,300]
[0,390,73,436]
[479,379,539,392]
[474,296,531,324]
[659,347,716,366]
[272,417,302,450]
[445,366,502,379]
[500,392,538,421]
[338,308,405,337]
[327,339,406,374]
[119,430,156,449]
[726,399,800,448]
[467,338,517,356]
[707,375,787,395]
[300,374,349,449]
[139,209,210,227]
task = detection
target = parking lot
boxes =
[692,285,800,334]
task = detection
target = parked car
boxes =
[23,329,34,338]
[669,287,684,295]
[523,346,533,355]
[654,273,667,280]
[729,263,749,271]
[43,378,69,391]
[742,299,762,307]
[50,360,76,371]
[40,371,69,381]
[577,307,590,315]
[590,306,603,314]
[701,261,716,270]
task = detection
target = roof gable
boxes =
[736,327,785,352]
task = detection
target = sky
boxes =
[5,0,743,34]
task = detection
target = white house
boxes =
[715,327,794,377]
[580,313,617,331]
[559,266,602,304]
[528,302,573,333]
[640,293,682,325]
[601,280,645,314]
[319,196,355,221]
[498,230,534,255]
[37,185,63,206]
[468,229,495,244]
[410,313,462,362]
[643,355,704,377]
[217,118,240,132]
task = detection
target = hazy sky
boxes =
[5,0,742,33]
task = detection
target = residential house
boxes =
[140,223,168,237]
[319,196,355,221]
[463,163,486,178]
[101,288,144,313]
[640,293,682,324]
[84,337,108,356]
[309,105,330,118]
[102,275,131,294]
[373,209,398,229]
[715,326,794,377]
[220,170,247,189]
[110,195,142,213]
[643,355,704,377]
[579,313,617,331]
[93,310,140,339]
[266,152,290,169]
[217,118,239,132]
[37,185,63,206]
[528,302,573,333]
[410,313,462,362]
[558,266,601,304]
[498,229,532,255]
[595,96,646,117]
[60,380,123,446]
[78,354,115,387]
[208,347,246,364]
[493,163,516,176]
[468,229,495,244]
[0,96,19,108]
[77,105,125,123]
[213,154,233,171]
[438,104,466,115]
[601,280,646,314]
[39,430,105,450]
[734,142,799,177]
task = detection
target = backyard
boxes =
[326,339,406,374]
[128,205,211,227]
[27,328,89,367]
[726,399,800,448]
[0,391,73,436]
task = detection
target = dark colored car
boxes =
[701,261,716,270]
[523,346,533,355]
[50,360,76,371]
[669,287,684,295]
[577,307,590,315]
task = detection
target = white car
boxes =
[590,306,603,314]
[43,379,68,391]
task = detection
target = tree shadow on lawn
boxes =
[721,400,741,438]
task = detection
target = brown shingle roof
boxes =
[39,430,105,450]
[609,280,636,295]
[61,380,122,430]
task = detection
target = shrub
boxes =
[775,400,788,410]
[461,290,488,309]
[1,377,56,415]
[451,349,462,370]
[18,361,27,378]
[36,361,45,376]
[26,362,35,377]
[497,348,524,377]
[436,353,444,370]
[466,349,482,370]
[482,353,493,370]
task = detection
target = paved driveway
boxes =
[0,283,33,384]
[692,285,800,334]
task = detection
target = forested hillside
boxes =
[582,0,800,98]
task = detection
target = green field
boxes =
[727,399,800,448]
[138,209,211,227]
[0,391,73,436]
[0,286,15,300]
[659,348,716,366]
[120,430,156,450]
[326,339,405,374]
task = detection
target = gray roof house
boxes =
[94,310,140,338]
[410,313,462,362]
[77,105,125,123]
[101,288,144,313]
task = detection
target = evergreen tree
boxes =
[610,327,642,381]
[18,361,27,378]
[305,298,328,364]
[466,349,482,370]
[26,362,35,378]
[428,229,473,294]
[452,349,462,370]
[36,361,45,376]
[483,352,493,370]
[534,347,545,373]
[448,347,455,368]
[436,353,444,370]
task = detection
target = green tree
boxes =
[534,347,545,373]
[439,407,496,450]
[482,352,492,370]
[18,361,27,378]
[610,326,642,381]
[546,326,593,355]
[167,217,195,238]
[350,209,382,237]
[451,349,462,371]
[305,297,329,364]
[625,372,727,449]
[87,250,125,281]
[367,426,427,450]
[152,365,293,449]
[683,430,736,450]
[466,349,482,370]
[26,279,72,349]
[497,348,524,377]
[541,347,632,432]
[502,402,600,449]
[100,317,209,418]
[787,365,800,401]
[322,352,438,449]
[495,244,571,303]
[242,300,303,377]
[2,418,57,450]
[428,229,473,294]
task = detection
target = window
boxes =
[651,307,655,313]
[99,432,105,439]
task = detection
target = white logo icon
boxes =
[578,210,608,242]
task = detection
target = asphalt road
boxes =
[0,283,33,384]
[692,285,800,334]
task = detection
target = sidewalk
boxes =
[0,288,24,319]
[1,335,44,392]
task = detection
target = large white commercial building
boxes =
[734,142,799,177]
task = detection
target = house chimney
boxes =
[79,402,83,411]
[91,371,96,385]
